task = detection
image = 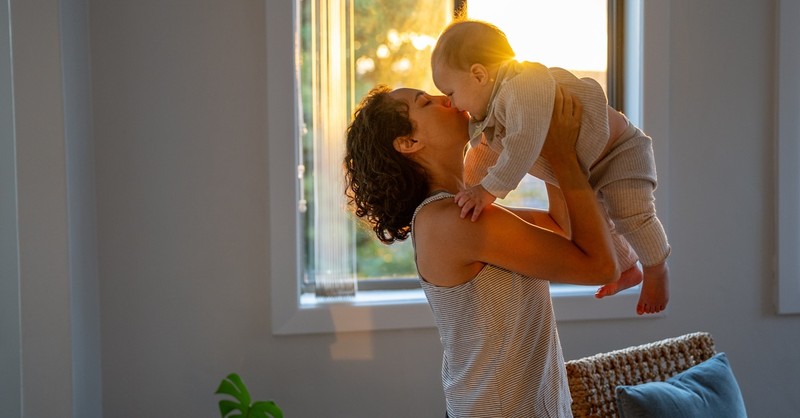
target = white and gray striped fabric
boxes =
[412,192,574,418]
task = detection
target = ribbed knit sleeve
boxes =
[473,61,610,197]
[480,62,555,198]
[528,67,611,185]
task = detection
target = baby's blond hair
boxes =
[432,19,516,71]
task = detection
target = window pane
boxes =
[469,0,609,212]
[351,0,451,280]
[352,0,450,99]
[300,0,451,287]
[468,0,608,92]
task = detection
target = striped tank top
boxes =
[411,192,573,418]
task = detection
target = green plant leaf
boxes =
[216,373,254,417]
[216,373,282,418]
[250,401,283,418]
[216,380,238,398]
[218,400,241,417]
[215,373,252,408]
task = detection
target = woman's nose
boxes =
[436,95,451,107]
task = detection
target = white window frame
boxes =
[269,0,670,335]
[776,0,800,315]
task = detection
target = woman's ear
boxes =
[469,63,490,85]
[393,136,421,154]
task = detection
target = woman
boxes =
[344,85,618,417]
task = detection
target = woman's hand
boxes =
[540,85,583,164]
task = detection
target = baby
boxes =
[432,19,670,314]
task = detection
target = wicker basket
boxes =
[565,332,717,418]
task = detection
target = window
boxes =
[269,0,670,334]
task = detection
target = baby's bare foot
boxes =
[636,263,670,315]
[595,265,643,298]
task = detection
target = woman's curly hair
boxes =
[344,85,430,244]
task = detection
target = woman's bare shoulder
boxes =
[414,197,462,234]
[416,200,519,240]
[414,198,487,286]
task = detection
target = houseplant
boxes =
[215,373,283,418]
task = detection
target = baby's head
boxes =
[431,20,515,120]
[432,19,515,72]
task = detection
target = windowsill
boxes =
[300,288,426,306]
[273,285,660,336]
[274,290,433,335]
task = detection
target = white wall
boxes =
[4,0,798,417]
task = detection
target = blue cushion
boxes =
[615,352,747,418]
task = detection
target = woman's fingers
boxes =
[557,86,582,126]
[553,84,582,123]
[562,87,573,115]
[554,85,564,115]
[542,84,583,161]
[571,94,583,119]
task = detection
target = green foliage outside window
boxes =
[300,0,449,281]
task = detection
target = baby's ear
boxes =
[393,136,420,154]
[469,63,490,85]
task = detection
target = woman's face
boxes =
[389,88,470,150]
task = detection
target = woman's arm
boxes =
[533,87,618,282]
[503,183,569,238]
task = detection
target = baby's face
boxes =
[432,62,493,121]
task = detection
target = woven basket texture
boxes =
[565,332,717,418]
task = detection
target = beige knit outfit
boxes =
[466,60,670,267]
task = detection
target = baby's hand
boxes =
[454,185,497,221]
